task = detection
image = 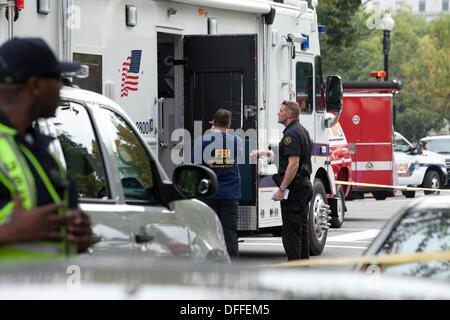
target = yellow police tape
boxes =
[263,250,450,268]
[335,180,450,193]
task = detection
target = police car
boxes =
[393,132,448,198]
[37,85,229,263]
[420,134,450,187]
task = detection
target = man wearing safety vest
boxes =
[0,37,92,260]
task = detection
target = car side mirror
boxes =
[172,164,218,199]
[416,142,424,154]
[408,147,418,155]
[326,75,343,113]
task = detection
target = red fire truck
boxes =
[339,78,402,200]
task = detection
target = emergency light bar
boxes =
[343,80,402,91]
[62,65,89,79]
[370,71,386,78]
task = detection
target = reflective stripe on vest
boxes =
[0,126,72,260]
[0,133,36,210]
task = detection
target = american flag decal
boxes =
[121,50,142,97]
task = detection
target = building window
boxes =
[419,0,426,12]
[443,0,449,11]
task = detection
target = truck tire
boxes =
[373,191,388,200]
[402,190,416,198]
[423,170,441,195]
[270,226,282,237]
[308,179,328,256]
[330,185,345,228]
[345,186,355,201]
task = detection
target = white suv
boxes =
[37,86,229,263]
[393,132,447,198]
[420,135,450,187]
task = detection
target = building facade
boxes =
[364,0,449,20]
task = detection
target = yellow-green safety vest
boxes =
[0,123,73,261]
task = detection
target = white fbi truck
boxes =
[2,0,343,255]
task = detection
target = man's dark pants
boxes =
[280,180,312,261]
[204,199,239,259]
[280,202,309,261]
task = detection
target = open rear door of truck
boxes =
[183,34,258,229]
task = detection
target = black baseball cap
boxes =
[0,37,81,84]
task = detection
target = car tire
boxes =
[402,190,416,198]
[308,179,328,256]
[330,185,345,228]
[423,170,441,195]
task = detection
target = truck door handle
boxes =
[135,232,154,244]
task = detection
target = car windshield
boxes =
[393,133,412,152]
[378,209,450,281]
[422,138,450,154]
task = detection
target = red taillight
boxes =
[15,0,24,9]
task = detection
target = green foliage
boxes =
[315,0,375,78]
[115,123,154,189]
[58,134,104,198]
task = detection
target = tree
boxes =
[58,134,104,198]
[388,12,449,141]
[316,2,449,141]
[314,0,375,79]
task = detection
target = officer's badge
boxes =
[284,136,291,146]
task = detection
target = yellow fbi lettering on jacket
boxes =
[284,136,292,146]
[215,149,231,158]
[208,149,235,166]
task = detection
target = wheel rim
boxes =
[431,175,440,194]
[431,176,439,189]
[337,194,344,223]
[313,193,326,241]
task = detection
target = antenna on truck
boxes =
[0,0,23,39]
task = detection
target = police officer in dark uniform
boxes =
[272,100,313,261]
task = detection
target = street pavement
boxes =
[236,193,430,269]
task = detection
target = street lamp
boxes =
[379,12,395,81]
